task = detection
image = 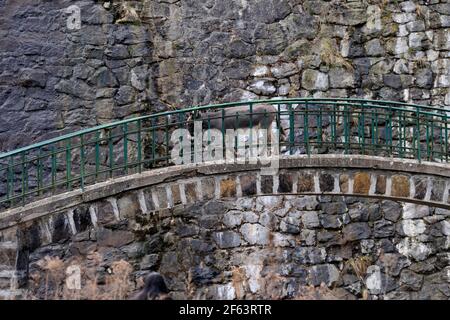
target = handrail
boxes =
[0,98,449,210]
[0,98,446,159]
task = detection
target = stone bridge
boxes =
[1,154,449,299]
[1,0,450,300]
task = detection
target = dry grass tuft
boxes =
[320,39,354,71]
[346,256,372,281]
[415,4,425,19]
[23,255,135,300]
[231,266,247,299]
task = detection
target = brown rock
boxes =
[240,174,256,196]
[391,175,410,198]
[278,172,293,193]
[202,178,216,200]
[298,173,314,192]
[375,175,386,194]
[353,172,371,195]
[339,174,349,193]
[171,185,182,205]
[185,182,198,203]
[220,177,236,198]
[261,175,273,194]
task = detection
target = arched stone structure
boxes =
[0,155,449,299]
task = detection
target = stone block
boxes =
[343,222,371,242]
[298,173,314,192]
[319,173,334,192]
[96,200,116,225]
[319,214,342,229]
[391,175,410,198]
[240,174,257,196]
[293,247,326,265]
[339,174,349,193]
[376,175,386,194]
[154,186,168,209]
[381,200,402,222]
[374,219,395,238]
[414,177,427,200]
[353,172,371,195]
[117,192,141,218]
[402,203,430,219]
[240,223,270,245]
[202,178,216,200]
[142,188,157,212]
[430,179,445,202]
[261,175,273,194]
[213,231,241,249]
[302,69,329,91]
[72,205,92,233]
[302,211,320,229]
[50,212,72,243]
[278,172,293,193]
[96,228,134,247]
[320,201,347,215]
[171,185,182,206]
[223,211,243,228]
[308,264,340,287]
[378,253,411,277]
[220,177,236,198]
[185,182,198,203]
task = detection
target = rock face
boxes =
[0,0,450,301]
[1,0,450,153]
[7,192,449,300]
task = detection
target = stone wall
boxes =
[1,0,449,152]
[1,157,449,299]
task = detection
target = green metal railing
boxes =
[0,98,449,210]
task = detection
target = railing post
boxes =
[95,131,100,180]
[318,106,323,149]
[222,109,226,160]
[151,118,156,167]
[137,119,142,174]
[360,102,365,155]
[249,103,253,158]
[80,134,85,191]
[445,113,448,162]
[7,156,13,206]
[344,104,349,154]
[123,123,128,174]
[416,107,421,162]
[21,152,27,206]
[387,105,393,157]
[289,104,294,155]
[165,116,169,165]
[330,104,335,149]
[37,148,42,196]
[66,139,72,190]
[51,145,56,193]
[304,101,310,156]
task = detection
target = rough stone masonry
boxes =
[0,0,449,152]
[0,157,449,299]
[0,0,449,300]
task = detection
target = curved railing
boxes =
[1,98,449,210]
